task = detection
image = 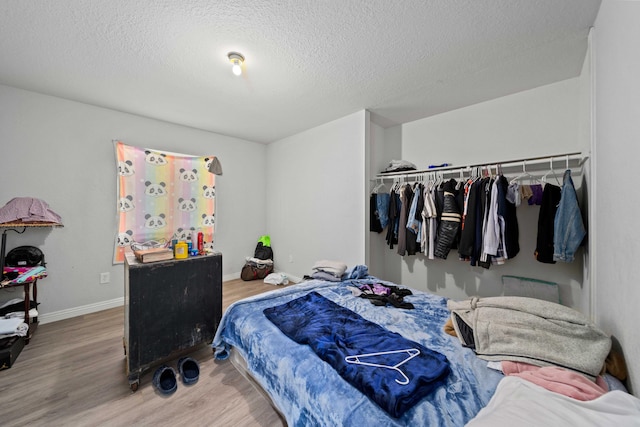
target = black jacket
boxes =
[434,179,461,259]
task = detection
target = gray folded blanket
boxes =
[447,296,611,378]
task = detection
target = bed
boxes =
[212,275,640,426]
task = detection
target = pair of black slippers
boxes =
[152,357,200,395]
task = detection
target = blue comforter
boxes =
[212,278,503,426]
[264,291,450,418]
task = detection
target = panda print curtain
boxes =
[113,141,216,263]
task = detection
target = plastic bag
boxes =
[263,273,289,286]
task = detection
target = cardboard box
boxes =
[0,335,25,370]
[133,247,174,263]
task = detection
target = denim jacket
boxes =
[553,170,586,262]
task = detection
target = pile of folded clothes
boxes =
[379,160,417,174]
[0,316,28,339]
[1,298,38,320]
[311,260,348,282]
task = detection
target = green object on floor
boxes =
[258,235,271,247]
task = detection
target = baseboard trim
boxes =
[39,297,125,325]
[223,272,240,281]
[38,270,298,325]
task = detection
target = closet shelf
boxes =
[374,152,587,181]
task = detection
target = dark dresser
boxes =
[124,252,222,391]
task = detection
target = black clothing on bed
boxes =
[358,283,415,309]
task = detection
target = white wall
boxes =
[593,0,640,395]
[373,79,587,310]
[0,84,267,321]
[369,124,402,279]
[266,110,367,280]
[578,30,594,319]
[402,78,581,169]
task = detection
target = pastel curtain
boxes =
[113,141,217,263]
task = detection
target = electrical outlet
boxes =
[288,254,293,263]
[100,272,110,284]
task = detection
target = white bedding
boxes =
[466,376,640,427]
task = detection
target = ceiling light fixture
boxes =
[227,52,244,76]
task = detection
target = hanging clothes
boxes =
[476,177,493,269]
[370,194,383,233]
[553,169,586,262]
[377,192,390,229]
[434,179,461,259]
[458,178,479,260]
[370,181,390,233]
[421,181,439,259]
[397,184,412,256]
[421,181,436,258]
[428,182,439,259]
[535,183,562,264]
[461,174,520,267]
[497,175,520,260]
[454,181,465,250]
[406,183,424,256]
[375,156,580,272]
[527,184,544,205]
[481,178,502,262]
[385,185,400,249]
[507,181,521,207]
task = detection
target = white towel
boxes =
[0,317,24,335]
[0,322,28,339]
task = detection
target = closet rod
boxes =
[374,151,587,181]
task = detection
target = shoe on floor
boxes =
[177,357,200,385]
[153,365,177,395]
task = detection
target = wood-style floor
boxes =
[0,279,287,427]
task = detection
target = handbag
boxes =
[241,261,273,281]
[254,242,273,260]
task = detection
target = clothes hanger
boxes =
[455,169,466,190]
[461,167,474,188]
[396,176,407,193]
[509,161,539,184]
[541,158,561,186]
[372,178,387,194]
[469,166,480,183]
[345,348,420,385]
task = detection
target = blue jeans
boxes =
[553,170,586,262]
[376,193,390,229]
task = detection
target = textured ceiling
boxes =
[0,0,601,143]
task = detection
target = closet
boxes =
[368,152,588,307]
